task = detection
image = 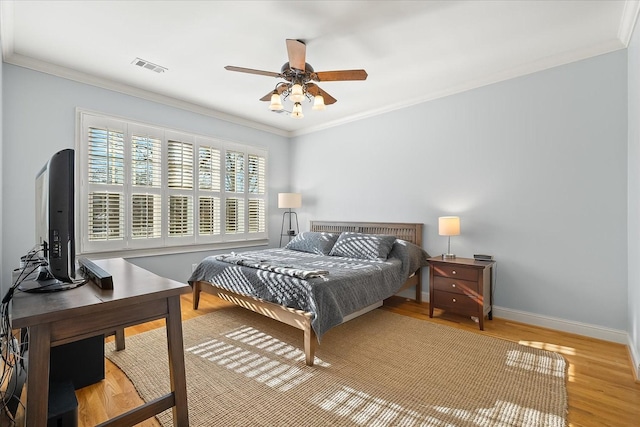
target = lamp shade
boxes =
[269,92,283,111]
[438,216,460,236]
[312,94,326,110]
[278,193,302,209]
[290,83,304,103]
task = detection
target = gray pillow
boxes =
[328,232,397,260]
[284,231,340,255]
[388,239,430,274]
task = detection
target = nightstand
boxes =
[427,256,495,330]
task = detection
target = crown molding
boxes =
[0,0,289,137]
[0,0,15,61]
[2,51,290,138]
[619,0,640,46]
[292,39,626,138]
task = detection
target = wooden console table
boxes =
[10,258,191,427]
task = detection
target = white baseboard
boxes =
[492,306,629,344]
[394,289,629,344]
[628,335,640,382]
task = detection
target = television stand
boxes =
[10,257,190,426]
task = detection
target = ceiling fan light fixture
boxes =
[269,92,283,110]
[291,102,304,119]
[226,39,367,120]
[290,83,305,103]
[312,94,326,111]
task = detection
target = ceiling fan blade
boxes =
[286,39,306,71]
[259,84,289,101]
[306,83,337,105]
[225,65,282,78]
[259,91,273,102]
[313,69,368,81]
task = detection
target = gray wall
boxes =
[628,22,640,371]
[1,64,290,287]
[291,50,628,331]
[0,47,633,341]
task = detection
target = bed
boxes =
[189,221,427,366]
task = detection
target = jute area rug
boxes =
[105,307,567,427]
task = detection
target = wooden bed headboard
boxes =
[310,221,423,247]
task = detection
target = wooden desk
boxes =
[11,258,191,427]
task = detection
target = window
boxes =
[78,111,268,255]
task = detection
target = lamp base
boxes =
[442,253,456,259]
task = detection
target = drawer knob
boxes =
[451,284,456,288]
[452,298,457,303]
[452,270,457,275]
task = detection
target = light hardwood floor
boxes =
[5,293,640,426]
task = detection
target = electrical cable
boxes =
[0,244,88,422]
[0,244,41,424]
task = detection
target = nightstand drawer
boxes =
[431,264,478,282]
[432,276,480,296]
[433,291,478,313]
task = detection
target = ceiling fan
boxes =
[225,39,368,118]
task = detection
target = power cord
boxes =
[0,245,41,424]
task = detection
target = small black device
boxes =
[474,254,493,261]
[78,257,113,290]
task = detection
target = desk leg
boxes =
[25,323,51,427]
[115,328,126,351]
[165,295,189,426]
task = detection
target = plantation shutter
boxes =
[225,198,245,234]
[198,146,221,192]
[225,150,244,193]
[225,150,245,234]
[169,195,194,236]
[199,196,220,236]
[168,140,193,189]
[79,111,268,255]
[167,140,194,238]
[131,134,161,187]
[131,194,161,239]
[198,145,222,237]
[248,154,266,233]
[87,127,125,185]
[87,126,125,242]
[131,133,162,240]
[88,192,124,241]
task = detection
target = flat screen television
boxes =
[20,148,80,292]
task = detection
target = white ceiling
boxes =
[1,1,638,137]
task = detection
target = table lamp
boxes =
[439,216,460,259]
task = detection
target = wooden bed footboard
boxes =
[192,221,424,366]
[192,281,317,365]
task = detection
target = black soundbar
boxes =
[78,257,113,290]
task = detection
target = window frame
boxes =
[77,110,268,257]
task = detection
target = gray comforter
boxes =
[188,241,428,340]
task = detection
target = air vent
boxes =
[131,57,167,73]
